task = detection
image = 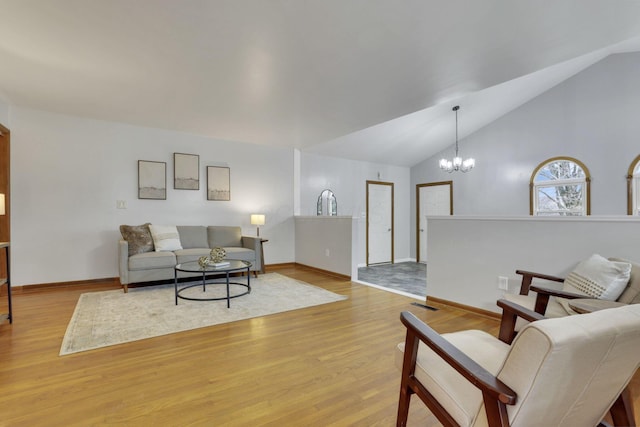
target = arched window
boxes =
[530,157,591,216]
[627,155,640,215]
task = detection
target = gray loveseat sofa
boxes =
[119,225,262,292]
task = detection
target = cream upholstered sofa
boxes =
[119,225,262,292]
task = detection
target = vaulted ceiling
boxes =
[1,1,640,166]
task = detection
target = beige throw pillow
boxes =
[149,224,183,252]
[563,254,631,301]
[120,223,155,256]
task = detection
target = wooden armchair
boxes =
[503,257,640,325]
[396,304,640,427]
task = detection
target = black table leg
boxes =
[174,269,178,305]
[225,271,230,308]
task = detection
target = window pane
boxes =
[534,160,585,182]
[536,184,584,215]
[635,176,640,216]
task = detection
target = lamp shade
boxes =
[250,214,265,226]
[0,194,5,216]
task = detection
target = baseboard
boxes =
[8,264,350,294]
[395,258,417,263]
[426,296,501,320]
[293,263,351,281]
[358,258,417,268]
[10,277,121,294]
[264,262,296,270]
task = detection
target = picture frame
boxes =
[138,160,166,200]
[174,153,199,190]
[207,166,230,201]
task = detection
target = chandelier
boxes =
[439,105,475,173]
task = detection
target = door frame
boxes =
[416,181,452,263]
[0,123,10,281]
[366,180,394,266]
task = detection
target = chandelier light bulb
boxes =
[439,105,475,173]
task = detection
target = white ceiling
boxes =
[1,1,640,166]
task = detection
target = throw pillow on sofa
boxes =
[120,223,155,256]
[149,224,183,252]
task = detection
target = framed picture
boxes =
[138,160,166,200]
[174,153,199,190]
[207,166,230,201]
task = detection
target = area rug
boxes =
[60,273,347,355]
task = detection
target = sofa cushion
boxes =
[128,251,176,271]
[120,223,154,256]
[562,254,631,301]
[149,224,183,252]
[174,248,211,265]
[176,226,208,249]
[208,226,242,248]
[223,247,254,262]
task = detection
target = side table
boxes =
[260,239,268,274]
[0,242,11,324]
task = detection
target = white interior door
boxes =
[418,183,451,263]
[367,182,393,264]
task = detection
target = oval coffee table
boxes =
[174,260,252,308]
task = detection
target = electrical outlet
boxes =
[498,276,509,290]
[116,200,127,209]
[325,249,330,257]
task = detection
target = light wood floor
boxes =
[0,265,637,426]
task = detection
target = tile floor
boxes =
[357,262,426,297]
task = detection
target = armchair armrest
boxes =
[529,284,586,316]
[516,269,565,295]
[529,285,584,299]
[497,299,546,344]
[400,311,516,405]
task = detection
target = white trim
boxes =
[353,279,424,300]
[357,258,416,268]
[633,174,640,216]
[426,215,640,223]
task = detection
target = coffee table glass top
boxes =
[176,259,251,273]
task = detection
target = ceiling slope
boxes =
[0,1,640,165]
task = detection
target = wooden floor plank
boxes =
[0,265,636,426]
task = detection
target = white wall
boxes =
[299,152,411,266]
[0,98,8,125]
[10,107,295,286]
[427,216,640,313]
[411,52,640,258]
[294,216,357,278]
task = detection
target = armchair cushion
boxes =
[395,329,510,426]
[563,254,631,301]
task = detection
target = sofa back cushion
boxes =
[177,226,208,249]
[208,226,242,248]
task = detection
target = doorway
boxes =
[366,180,394,265]
[416,181,452,263]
